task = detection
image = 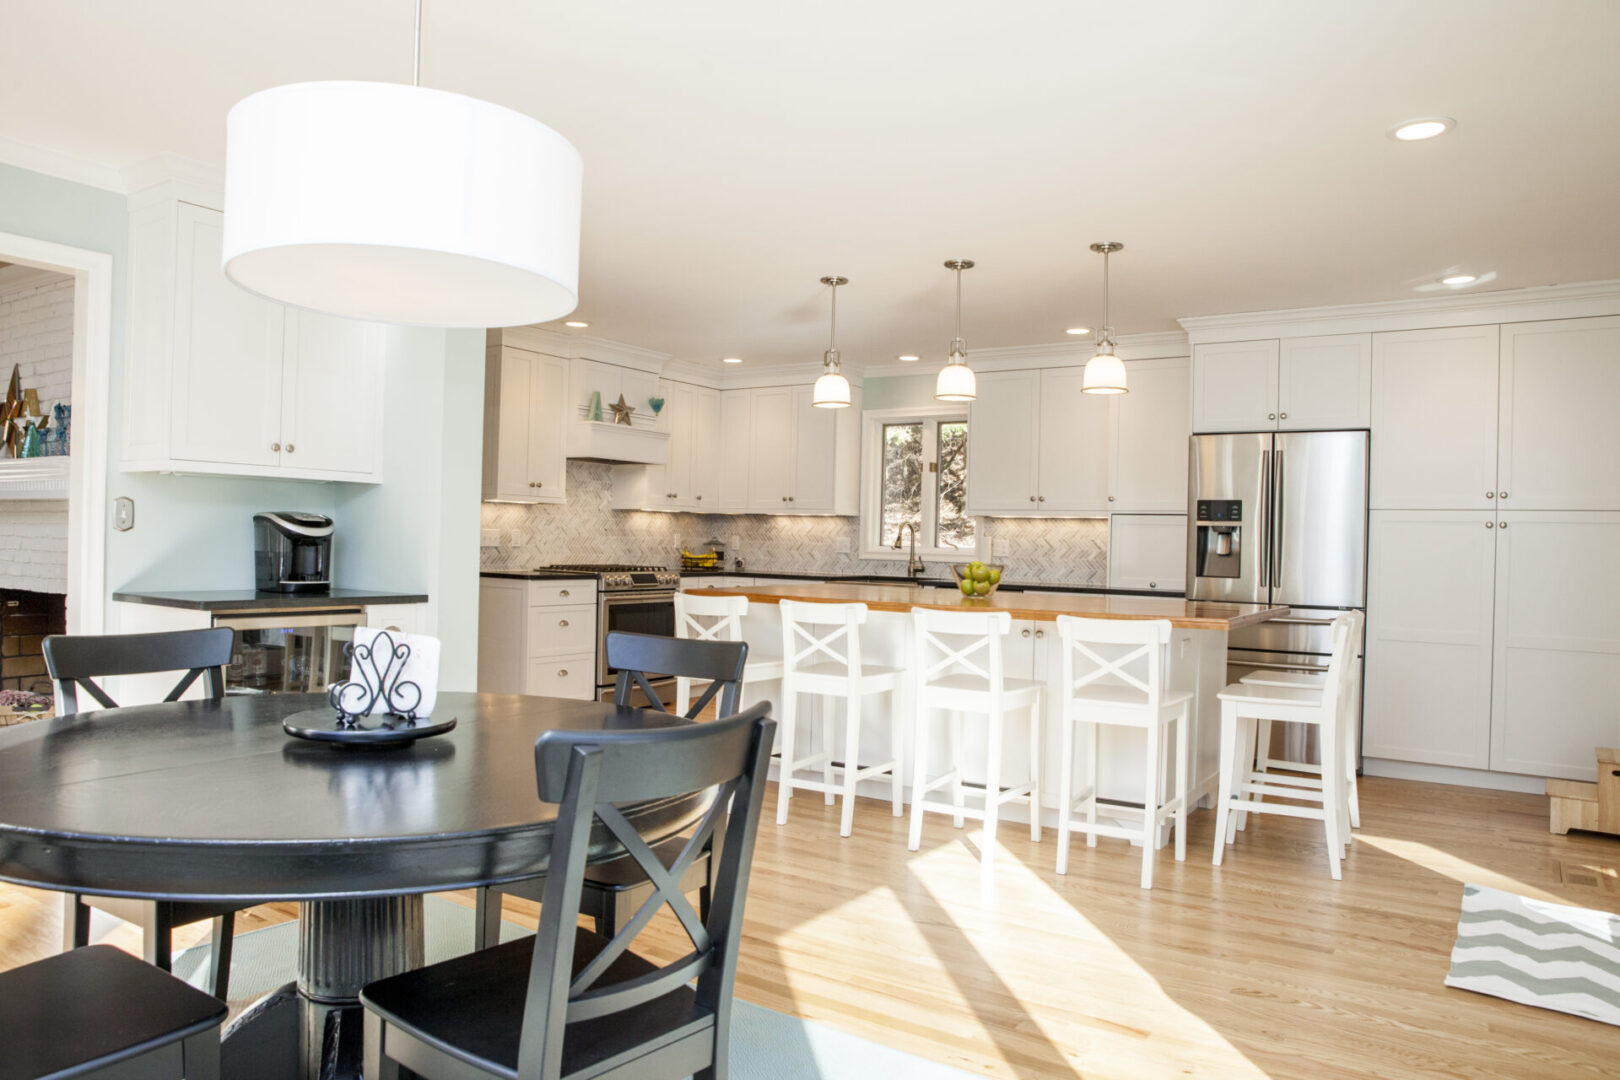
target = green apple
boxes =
[987,567,1001,585]
[959,577,976,596]
[973,580,991,596]
[971,564,990,583]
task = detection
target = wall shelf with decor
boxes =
[0,456,69,500]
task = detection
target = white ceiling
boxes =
[3,1,1618,369]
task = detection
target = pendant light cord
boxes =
[955,266,963,341]
[412,0,423,87]
[1102,247,1110,331]
[829,279,837,354]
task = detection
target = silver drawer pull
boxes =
[558,669,568,677]
[558,589,570,597]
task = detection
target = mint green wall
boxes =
[862,373,939,410]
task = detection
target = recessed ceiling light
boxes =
[898,354,920,362]
[1065,326,1092,336]
[564,319,589,328]
[1389,117,1455,141]
[721,356,743,364]
[1440,273,1478,286]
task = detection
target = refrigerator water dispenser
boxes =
[1194,499,1243,579]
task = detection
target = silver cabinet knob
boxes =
[285,444,294,453]
[558,669,568,677]
[1029,496,1037,502]
[1498,521,1508,530]
[1279,412,1287,420]
[1268,413,1277,421]
[1485,521,1494,528]
[558,619,569,627]
[1038,495,1046,502]
[1486,491,1494,498]
[1021,629,1031,637]
[696,495,703,501]
[1108,495,1115,502]
[782,496,787,502]
[789,496,795,502]
[271,442,281,452]
[1499,491,1508,499]
[558,589,570,597]
[1149,582,1157,589]
[1035,629,1045,638]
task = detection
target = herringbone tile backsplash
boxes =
[482,462,1110,586]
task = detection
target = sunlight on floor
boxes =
[1354,833,1565,903]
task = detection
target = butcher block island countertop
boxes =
[692,581,1286,631]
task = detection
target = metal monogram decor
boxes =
[330,631,422,723]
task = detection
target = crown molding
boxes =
[1178,279,1620,343]
[122,154,224,210]
[0,134,128,194]
[862,329,1188,378]
[498,326,674,372]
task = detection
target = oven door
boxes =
[597,591,677,703]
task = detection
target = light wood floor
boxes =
[2,777,1616,1079]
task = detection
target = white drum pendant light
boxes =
[935,259,977,402]
[221,0,582,328]
[811,275,853,408]
[1082,242,1128,395]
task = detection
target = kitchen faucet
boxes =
[893,523,925,579]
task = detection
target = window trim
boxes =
[858,405,978,560]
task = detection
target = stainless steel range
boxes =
[540,564,681,705]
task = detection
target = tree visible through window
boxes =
[875,416,975,552]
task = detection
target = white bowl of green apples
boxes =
[949,561,1005,599]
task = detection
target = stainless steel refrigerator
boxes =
[1186,430,1369,760]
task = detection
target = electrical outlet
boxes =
[480,529,500,548]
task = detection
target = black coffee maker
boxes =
[254,512,334,594]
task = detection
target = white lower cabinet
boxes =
[478,577,597,700]
[1363,511,1499,769]
[1488,512,1620,780]
[1107,515,1187,591]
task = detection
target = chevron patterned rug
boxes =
[1445,883,1620,1026]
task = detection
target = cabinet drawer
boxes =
[527,581,593,607]
[526,654,595,700]
[527,605,596,657]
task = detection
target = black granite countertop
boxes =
[113,588,430,611]
[478,570,598,581]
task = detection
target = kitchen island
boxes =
[690,581,1287,821]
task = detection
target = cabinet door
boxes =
[279,309,383,477]
[1191,340,1278,432]
[1370,326,1498,510]
[691,387,721,510]
[1277,333,1371,430]
[747,388,796,512]
[1037,367,1111,513]
[792,386,838,513]
[717,391,752,513]
[1489,512,1620,780]
[1108,515,1187,591]
[1498,317,1620,511]
[1362,510,1496,768]
[1109,356,1190,512]
[663,382,696,507]
[965,370,1042,514]
[526,655,596,700]
[526,353,568,500]
[169,204,284,467]
[486,348,533,500]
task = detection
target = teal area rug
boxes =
[172,896,979,1080]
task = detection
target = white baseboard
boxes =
[1361,758,1547,795]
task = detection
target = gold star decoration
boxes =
[1,365,21,459]
[609,393,636,426]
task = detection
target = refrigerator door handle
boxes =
[1272,450,1285,585]
[1259,449,1271,590]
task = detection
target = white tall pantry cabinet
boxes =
[482,341,568,503]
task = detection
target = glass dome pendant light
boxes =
[935,259,977,402]
[221,0,583,329]
[811,275,853,408]
[1082,242,1129,394]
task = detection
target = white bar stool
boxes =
[673,591,785,718]
[1213,613,1357,879]
[1238,610,1364,829]
[1053,616,1191,890]
[777,599,905,837]
[907,608,1044,875]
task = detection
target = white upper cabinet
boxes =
[1038,366,1111,514]
[1110,356,1190,512]
[483,343,568,503]
[125,199,385,482]
[1497,317,1620,511]
[1277,333,1372,430]
[1107,514,1187,591]
[966,370,1042,514]
[1488,512,1620,781]
[1369,325,1499,510]
[692,387,721,508]
[717,391,752,512]
[747,387,797,512]
[792,386,839,513]
[1191,340,1278,432]
[1361,510,1498,770]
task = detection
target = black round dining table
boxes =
[0,691,704,1080]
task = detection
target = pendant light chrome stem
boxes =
[812,275,852,408]
[412,0,423,87]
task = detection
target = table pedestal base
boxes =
[221,896,425,1080]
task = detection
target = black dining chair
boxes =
[43,627,262,999]
[0,944,227,1080]
[362,701,775,1080]
[472,631,749,950]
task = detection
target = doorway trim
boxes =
[0,230,112,634]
